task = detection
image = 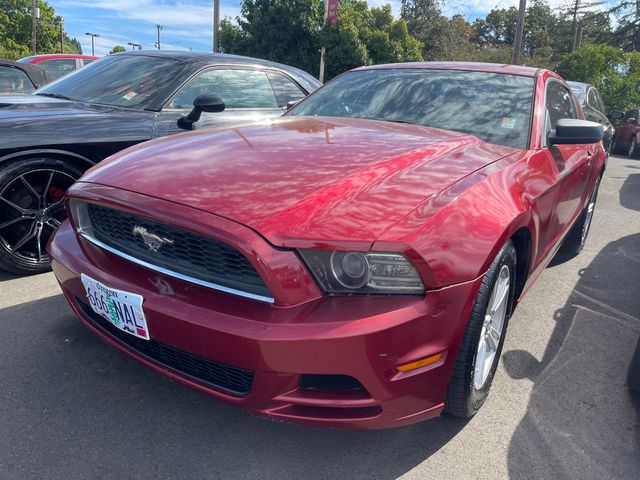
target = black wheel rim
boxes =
[0,169,76,266]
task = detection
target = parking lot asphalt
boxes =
[1,155,639,480]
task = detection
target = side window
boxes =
[266,71,305,108]
[82,59,95,67]
[587,88,599,111]
[546,81,576,131]
[39,59,77,81]
[594,90,606,115]
[0,67,36,94]
[170,69,278,110]
[624,110,636,121]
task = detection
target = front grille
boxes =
[75,297,255,396]
[86,204,271,299]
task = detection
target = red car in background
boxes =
[18,54,98,82]
[48,62,604,429]
[612,108,640,157]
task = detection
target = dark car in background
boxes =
[568,81,615,154]
[611,108,640,157]
[18,54,98,82]
[0,51,320,275]
[0,59,48,94]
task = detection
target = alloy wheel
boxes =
[473,264,510,390]
[0,169,76,266]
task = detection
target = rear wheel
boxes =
[0,157,82,275]
[445,241,517,418]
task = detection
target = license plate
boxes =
[81,274,150,340]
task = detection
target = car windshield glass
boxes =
[36,55,184,109]
[289,69,535,149]
[0,67,36,94]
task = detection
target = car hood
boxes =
[80,117,518,246]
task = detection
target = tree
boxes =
[400,0,449,59]
[0,0,81,59]
[555,44,640,112]
[221,0,423,80]
[610,1,640,51]
[110,45,126,54]
[221,0,325,77]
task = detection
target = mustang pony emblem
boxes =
[132,226,174,252]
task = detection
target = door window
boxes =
[546,81,576,131]
[170,69,279,109]
[266,71,305,107]
[39,58,77,81]
[0,66,36,94]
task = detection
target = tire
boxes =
[628,337,640,395]
[560,176,600,258]
[611,136,623,155]
[629,136,639,159]
[445,240,517,418]
[0,157,83,275]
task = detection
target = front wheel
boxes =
[445,241,517,418]
[629,136,639,159]
[0,157,82,275]
[559,176,600,258]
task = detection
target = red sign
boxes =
[327,0,339,26]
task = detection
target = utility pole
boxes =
[511,0,526,64]
[571,0,580,51]
[31,0,38,54]
[156,24,163,50]
[85,32,100,56]
[213,0,220,52]
[59,17,64,54]
[319,0,329,84]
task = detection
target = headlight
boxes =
[299,250,424,295]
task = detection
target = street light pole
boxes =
[85,32,100,56]
[213,0,220,53]
[156,24,163,50]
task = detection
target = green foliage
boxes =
[0,0,81,59]
[110,45,126,54]
[555,44,640,112]
[221,0,423,81]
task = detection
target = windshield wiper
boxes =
[35,92,73,101]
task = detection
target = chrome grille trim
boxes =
[79,231,275,304]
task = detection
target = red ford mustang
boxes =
[48,62,604,429]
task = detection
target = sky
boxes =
[49,0,600,57]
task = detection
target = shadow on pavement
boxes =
[0,294,468,480]
[0,269,21,282]
[503,233,640,479]
[620,173,640,212]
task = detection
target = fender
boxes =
[0,148,97,170]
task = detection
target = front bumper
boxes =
[49,218,482,429]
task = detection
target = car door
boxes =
[152,67,304,137]
[617,110,638,147]
[541,80,593,244]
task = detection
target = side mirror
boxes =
[547,118,604,146]
[177,94,225,130]
[284,100,300,112]
[609,110,624,121]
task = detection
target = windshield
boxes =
[289,68,535,149]
[36,55,185,109]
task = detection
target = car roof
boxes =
[0,59,48,87]
[20,54,99,60]
[113,50,320,89]
[355,61,540,77]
